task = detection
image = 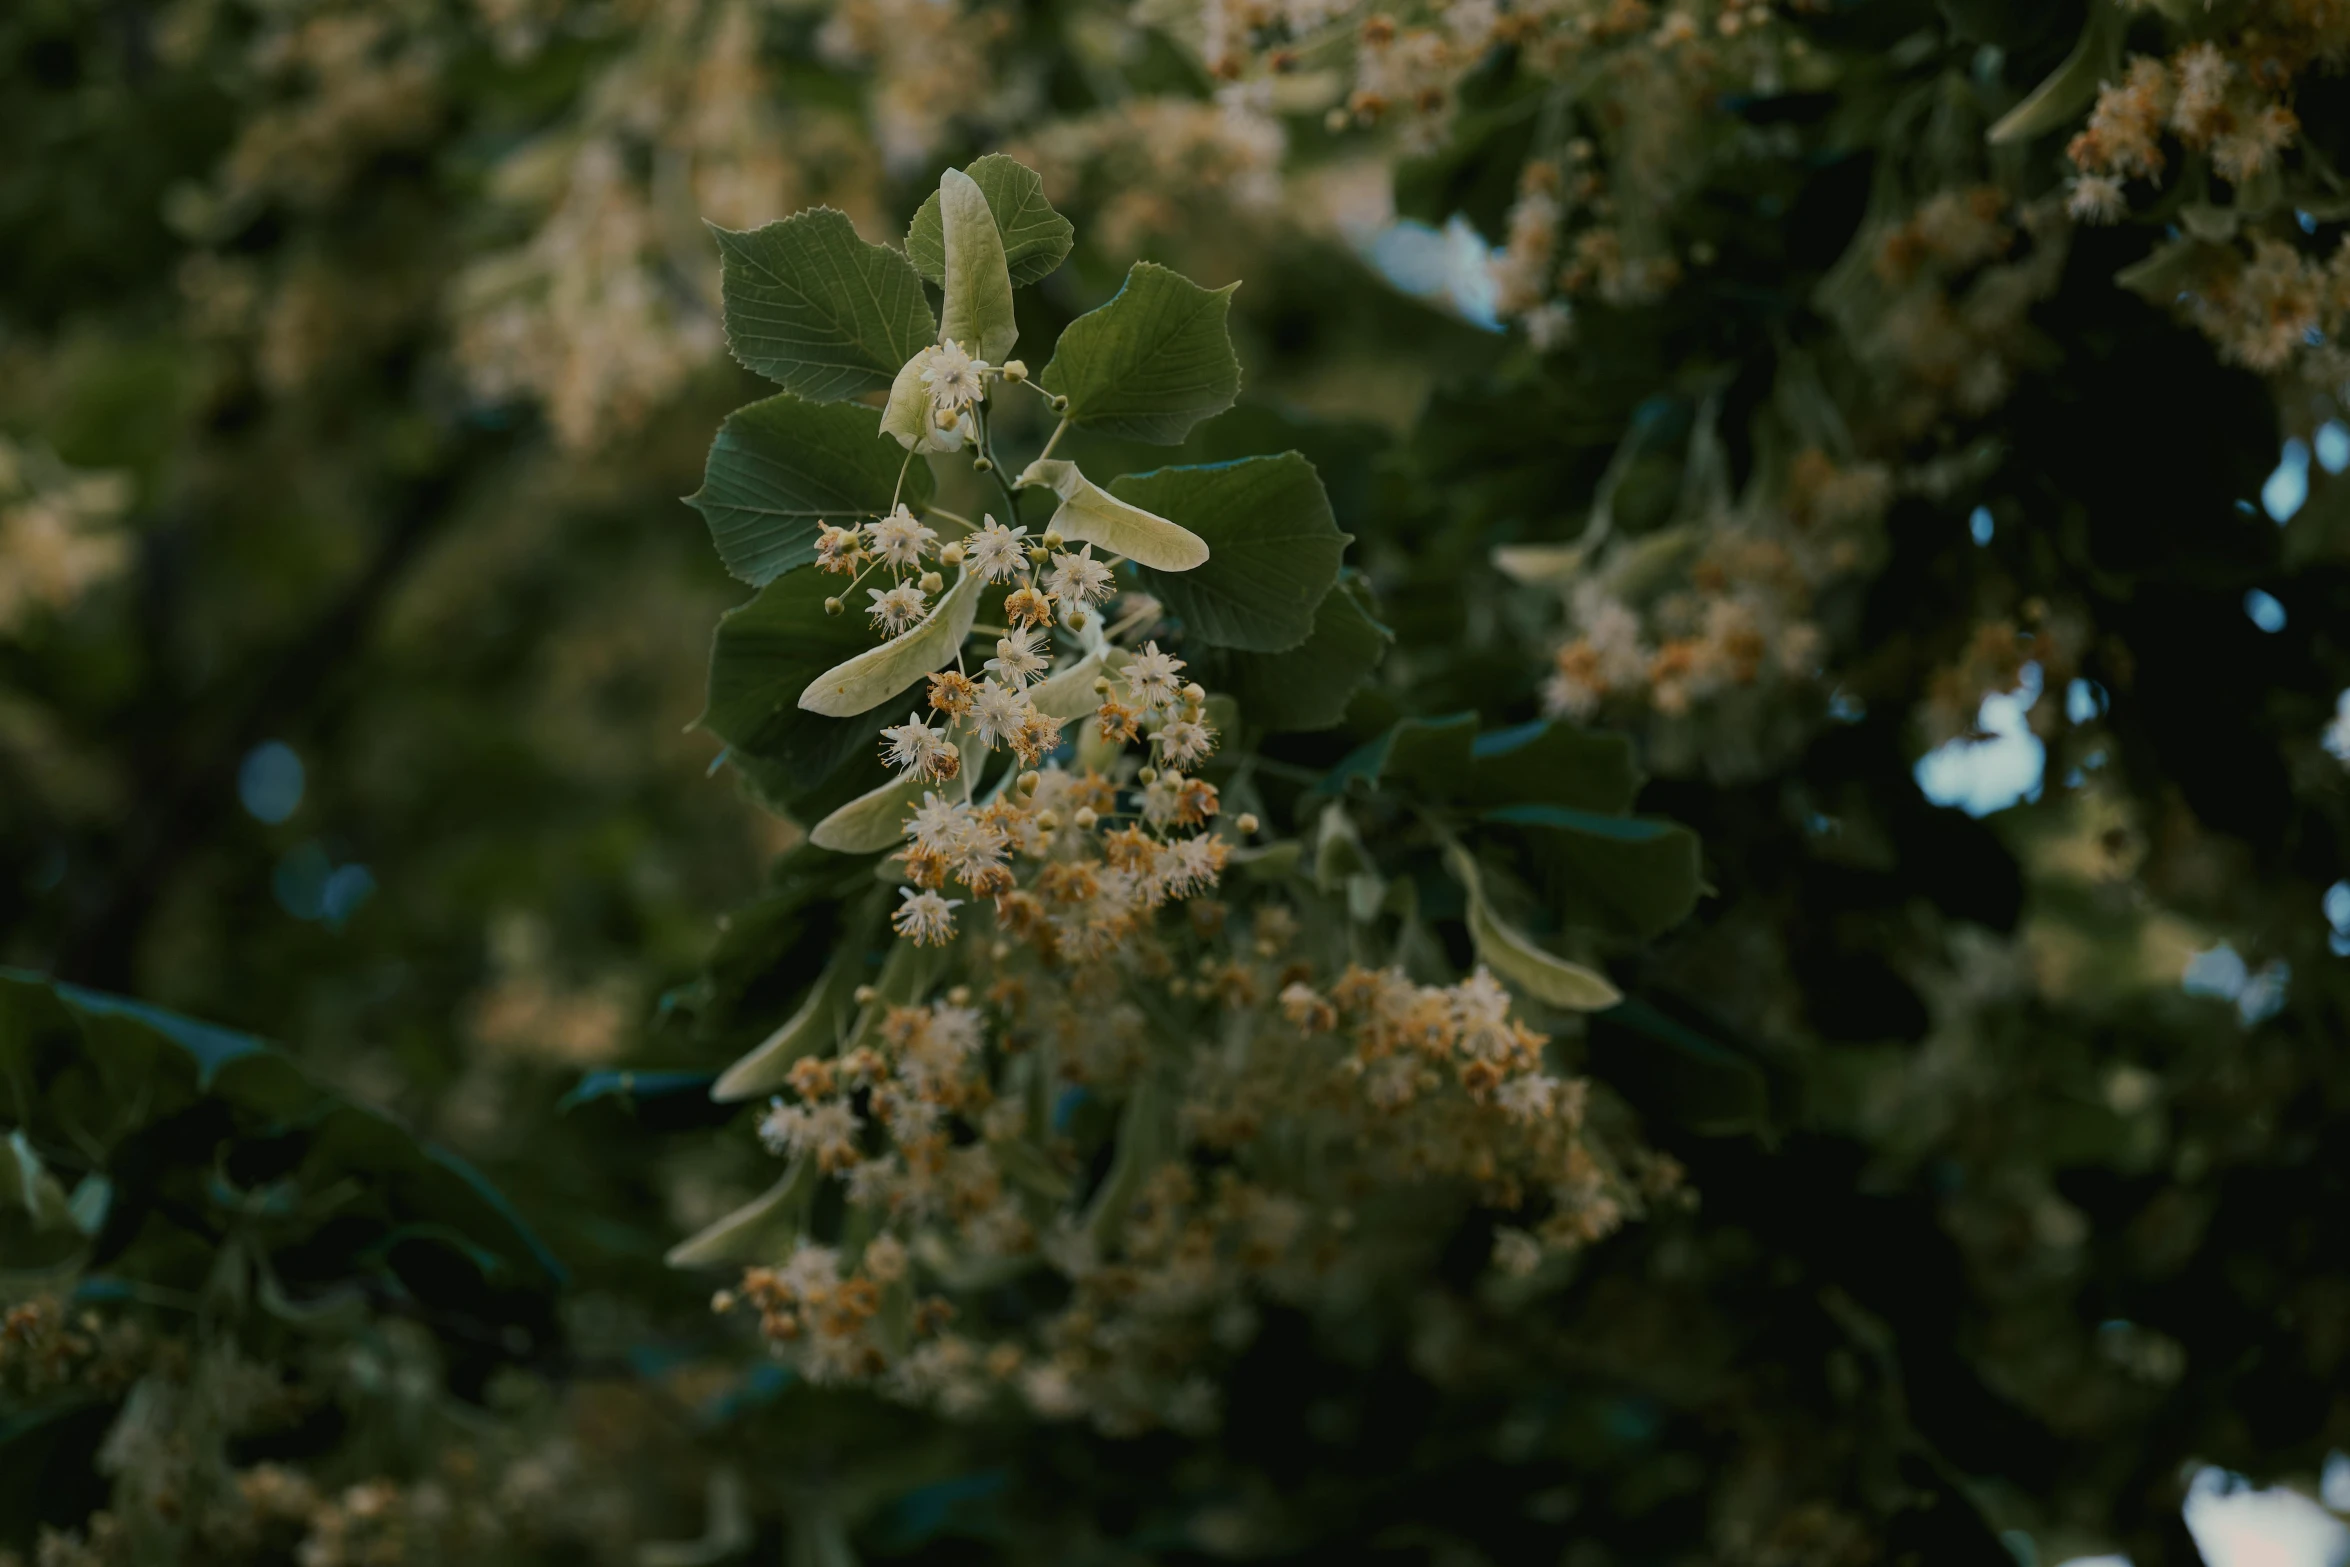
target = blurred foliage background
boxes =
[6,0,2350,1564]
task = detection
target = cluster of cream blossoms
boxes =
[717,937,1675,1434]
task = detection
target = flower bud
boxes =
[1002,360,1028,381]
[1050,394,1070,412]
[1091,676,1112,694]
[1036,810,1060,830]
[1018,769,1041,793]
[1182,682,1206,704]
[1074,807,1098,829]
[973,455,994,473]
[824,596,844,616]
[940,542,964,566]
[947,985,971,1005]
[1041,532,1064,549]
[854,984,878,1003]
[919,571,943,595]
[1137,765,1158,784]
[1237,813,1260,835]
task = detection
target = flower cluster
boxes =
[2046,6,2350,377]
[720,949,1672,1434]
[0,437,134,638]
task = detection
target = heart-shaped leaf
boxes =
[714,210,937,400]
[1116,453,1347,651]
[690,394,933,587]
[1038,262,1242,445]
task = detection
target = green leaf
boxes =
[937,168,1018,365]
[0,972,565,1298]
[703,567,896,797]
[1323,710,1478,799]
[1483,802,1704,942]
[1444,845,1621,1011]
[905,154,1074,289]
[1114,454,1346,652]
[689,395,933,588]
[1039,262,1242,445]
[1018,458,1208,572]
[1467,720,1642,815]
[713,210,937,400]
[1202,575,1391,732]
[798,567,983,717]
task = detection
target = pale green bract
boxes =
[938,168,1019,366]
[1445,844,1622,1011]
[798,568,983,717]
[1017,458,1209,572]
[904,153,1074,289]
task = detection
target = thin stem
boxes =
[976,404,1023,522]
[890,450,914,510]
[1036,415,1072,465]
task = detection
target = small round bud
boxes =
[824,596,845,616]
[712,1289,737,1313]
[947,984,972,1005]
[940,542,964,566]
[935,406,959,429]
[1074,807,1098,830]
[1137,765,1158,784]
[1182,682,1207,704]
[1050,394,1070,412]
[1237,813,1260,835]
[854,984,878,1004]
[1066,610,1088,631]
[973,455,994,473]
[990,940,1012,961]
[919,571,944,595]
[1002,359,1028,382]
[1027,546,1050,565]
[1324,106,1351,133]
[1168,978,1190,998]
[1091,676,1112,694]
[1041,532,1064,549]
[1018,769,1042,793]
[1036,810,1060,830]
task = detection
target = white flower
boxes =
[893,886,962,945]
[986,626,1050,688]
[921,338,989,410]
[1494,1072,1566,1126]
[1124,640,1185,709]
[963,518,1030,583]
[780,1240,843,1299]
[1043,544,1114,606]
[868,582,929,635]
[1156,716,1215,767]
[880,712,955,778]
[868,504,937,568]
[969,678,1030,748]
[758,1100,865,1170]
[1139,773,1184,828]
[2066,174,2128,225]
[905,792,967,854]
[1491,1227,1542,1278]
